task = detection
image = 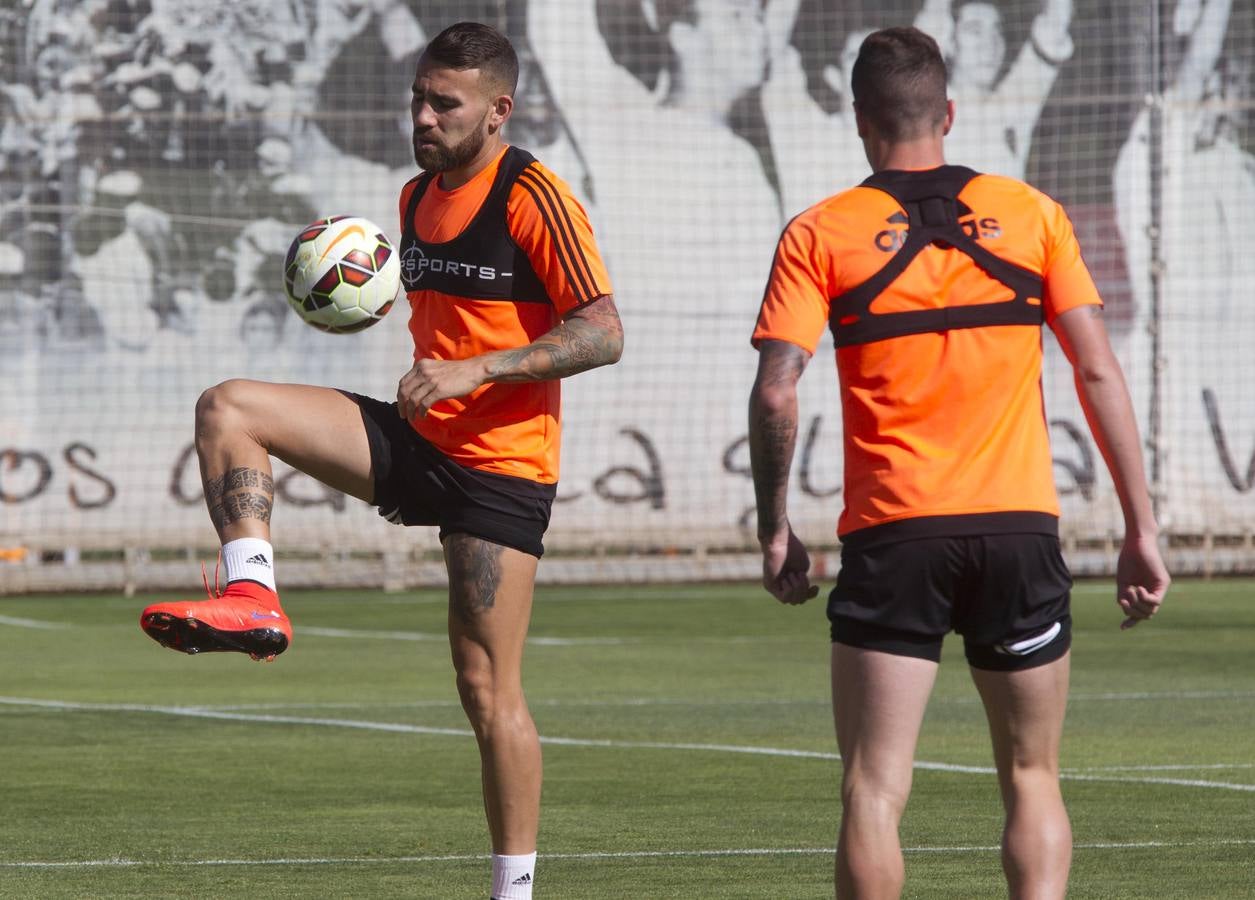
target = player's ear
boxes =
[942,98,955,136]
[487,93,513,133]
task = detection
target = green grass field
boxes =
[1,578,1252,898]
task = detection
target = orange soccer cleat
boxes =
[140,576,291,662]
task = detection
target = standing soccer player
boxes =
[140,23,622,900]
[748,28,1168,899]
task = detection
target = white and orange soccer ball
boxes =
[283,216,401,333]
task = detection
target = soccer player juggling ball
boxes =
[748,26,1169,900]
[141,23,622,900]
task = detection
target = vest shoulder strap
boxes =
[398,147,551,304]
[400,147,538,242]
[400,172,434,242]
[830,166,1045,349]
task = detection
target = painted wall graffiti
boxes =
[2,0,1253,550]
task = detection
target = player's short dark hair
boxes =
[851,27,949,141]
[423,22,519,96]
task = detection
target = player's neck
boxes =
[437,137,507,191]
[866,137,947,173]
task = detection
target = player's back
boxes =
[758,168,1103,537]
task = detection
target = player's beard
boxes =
[413,110,491,172]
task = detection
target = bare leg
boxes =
[444,534,541,853]
[141,379,381,657]
[971,653,1072,900]
[193,379,376,541]
[831,645,938,899]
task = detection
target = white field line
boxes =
[0,615,70,630]
[1068,690,1255,701]
[302,626,625,646]
[0,617,631,646]
[21,687,1251,713]
[298,626,445,642]
[1055,772,1255,792]
[2,697,1252,792]
[4,839,1255,870]
[203,690,1255,708]
[7,612,1255,660]
[1065,763,1255,773]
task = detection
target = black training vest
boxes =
[398,146,551,304]
[829,166,1045,348]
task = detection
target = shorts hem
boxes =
[965,628,1072,672]
[347,392,552,556]
[830,616,944,663]
[438,526,545,560]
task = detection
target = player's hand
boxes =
[397,357,487,420]
[760,525,819,606]
[1115,533,1170,630]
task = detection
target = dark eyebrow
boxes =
[412,86,460,107]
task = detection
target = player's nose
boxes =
[413,104,439,129]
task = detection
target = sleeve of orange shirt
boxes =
[752,213,832,354]
[507,161,612,316]
[1040,196,1104,322]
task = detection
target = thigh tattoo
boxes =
[206,466,274,530]
[446,537,504,623]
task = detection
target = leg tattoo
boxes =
[446,537,504,624]
[206,466,274,530]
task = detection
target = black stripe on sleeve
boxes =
[516,167,599,303]
[521,168,601,293]
[515,176,590,303]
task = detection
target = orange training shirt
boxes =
[753,170,1103,537]
[399,146,612,483]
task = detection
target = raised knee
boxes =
[196,380,246,429]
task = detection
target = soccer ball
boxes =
[282,216,401,333]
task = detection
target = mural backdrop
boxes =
[1,0,1253,576]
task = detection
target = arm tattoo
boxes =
[487,295,624,382]
[748,342,810,539]
[205,466,274,530]
[445,535,504,624]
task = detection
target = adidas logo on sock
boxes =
[244,554,271,568]
[511,873,532,886]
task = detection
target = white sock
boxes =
[221,538,276,592]
[491,852,535,900]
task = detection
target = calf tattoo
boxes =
[205,466,274,530]
[446,537,504,623]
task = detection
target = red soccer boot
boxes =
[141,578,291,662]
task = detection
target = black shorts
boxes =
[348,393,555,558]
[828,524,1072,672]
